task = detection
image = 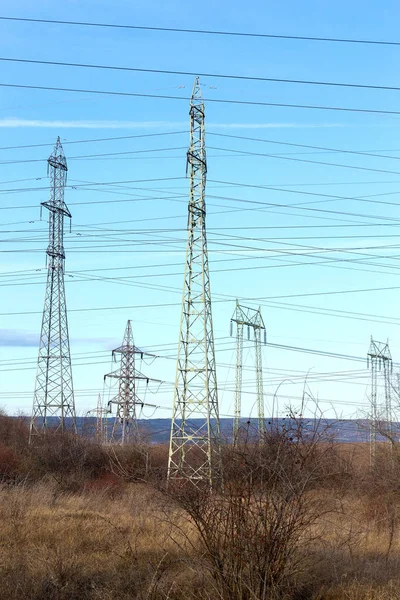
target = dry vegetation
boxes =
[1,413,400,599]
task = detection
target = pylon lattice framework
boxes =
[104,320,159,445]
[367,337,393,464]
[230,301,267,443]
[85,394,108,443]
[168,77,222,487]
[95,393,108,443]
[30,137,76,440]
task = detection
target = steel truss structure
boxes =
[367,337,393,465]
[104,320,158,444]
[30,137,76,440]
[230,301,267,443]
[168,77,222,488]
[85,394,109,443]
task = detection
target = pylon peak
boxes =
[191,76,204,104]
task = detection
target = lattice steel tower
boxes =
[95,393,108,443]
[104,320,159,444]
[230,301,267,443]
[30,137,76,440]
[84,394,108,443]
[168,77,222,487]
[367,337,393,465]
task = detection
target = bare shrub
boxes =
[165,411,342,600]
[28,432,106,490]
[106,442,169,483]
[0,412,29,449]
[0,444,20,482]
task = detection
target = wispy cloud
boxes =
[0,330,38,347]
[209,122,349,129]
[0,119,187,129]
[0,118,351,130]
[0,329,116,348]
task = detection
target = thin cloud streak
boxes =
[0,329,117,348]
[0,119,186,129]
[209,122,348,129]
[0,118,351,129]
[0,330,39,347]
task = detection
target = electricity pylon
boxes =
[96,393,108,443]
[230,301,267,444]
[367,337,393,465]
[168,77,222,488]
[104,320,159,444]
[84,394,108,443]
[30,137,76,440]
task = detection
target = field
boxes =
[2,414,400,599]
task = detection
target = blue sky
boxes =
[1,0,400,424]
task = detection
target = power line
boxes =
[2,82,400,116]
[5,226,400,241]
[208,132,400,163]
[209,146,400,177]
[65,264,400,303]
[3,292,400,328]
[5,141,400,172]
[1,16,400,47]
[2,55,400,93]
[8,210,400,274]
[207,188,400,223]
[262,298,400,326]
[0,177,187,205]
[0,146,187,165]
[0,348,374,399]
[0,250,399,286]
[0,338,382,372]
[0,130,186,151]
[4,237,400,287]
[4,177,400,220]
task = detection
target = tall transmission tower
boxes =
[96,393,108,443]
[367,337,393,465]
[104,320,159,444]
[230,301,267,443]
[84,394,108,443]
[30,137,76,440]
[168,77,222,488]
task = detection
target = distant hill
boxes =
[18,416,373,444]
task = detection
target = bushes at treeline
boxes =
[0,413,168,490]
[0,411,348,493]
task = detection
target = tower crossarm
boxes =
[231,302,266,331]
[104,369,162,384]
[41,200,71,219]
[111,344,150,357]
[367,338,392,363]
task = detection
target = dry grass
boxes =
[2,480,400,599]
[0,482,201,600]
[2,414,400,598]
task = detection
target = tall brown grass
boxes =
[1,413,400,599]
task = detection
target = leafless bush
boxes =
[106,442,169,483]
[0,411,29,446]
[27,432,106,490]
[165,409,343,600]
